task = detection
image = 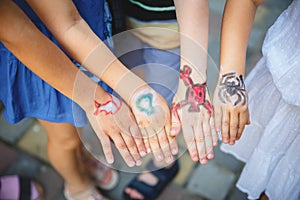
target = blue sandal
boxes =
[123,160,179,200]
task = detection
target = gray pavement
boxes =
[0,1,292,199]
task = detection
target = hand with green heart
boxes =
[130,86,178,164]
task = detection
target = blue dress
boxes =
[0,0,112,127]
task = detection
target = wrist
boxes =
[180,64,207,85]
[114,71,148,104]
[78,84,112,112]
[219,65,245,77]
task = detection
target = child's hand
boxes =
[85,94,146,167]
[129,86,178,164]
[213,71,250,145]
[170,65,218,165]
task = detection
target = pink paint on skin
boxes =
[174,65,213,115]
[172,104,181,123]
[94,95,122,116]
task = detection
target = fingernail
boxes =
[107,158,114,164]
[136,160,142,166]
[193,156,199,162]
[147,148,151,153]
[207,153,214,159]
[213,141,218,146]
[200,158,208,164]
[140,151,146,157]
[171,128,177,135]
[166,156,173,164]
[223,138,229,143]
[128,161,135,167]
[157,154,163,161]
[172,148,178,155]
[230,141,235,145]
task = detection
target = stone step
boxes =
[187,160,236,200]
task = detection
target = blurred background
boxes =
[0,0,292,199]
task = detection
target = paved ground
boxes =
[0,1,292,200]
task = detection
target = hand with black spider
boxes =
[213,71,250,145]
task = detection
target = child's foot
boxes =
[123,160,179,200]
[64,183,108,200]
[83,150,119,190]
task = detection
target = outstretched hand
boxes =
[171,65,218,164]
[86,94,147,167]
[213,71,250,145]
[129,86,178,164]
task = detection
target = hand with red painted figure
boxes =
[170,0,218,164]
[171,65,218,165]
[85,91,147,167]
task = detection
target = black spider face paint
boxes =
[218,72,247,106]
[172,65,213,121]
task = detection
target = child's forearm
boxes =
[27,0,147,103]
[0,0,110,110]
[174,0,209,82]
[220,0,264,75]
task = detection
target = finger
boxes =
[229,110,239,145]
[130,125,147,157]
[210,117,218,146]
[194,123,208,165]
[170,105,181,136]
[214,105,222,133]
[237,111,248,140]
[120,130,142,166]
[146,127,164,162]
[89,117,114,164]
[166,126,178,156]
[98,133,114,165]
[182,125,199,162]
[164,108,172,137]
[110,133,135,167]
[222,108,230,144]
[140,128,151,154]
[157,128,173,164]
[246,110,251,125]
[203,116,214,160]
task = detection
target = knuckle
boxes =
[159,137,169,145]
[160,144,170,151]
[184,136,195,143]
[102,143,112,152]
[116,142,127,151]
[126,140,136,149]
[230,135,236,140]
[196,137,205,143]
[150,135,159,142]
[223,121,230,127]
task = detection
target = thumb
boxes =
[170,103,181,136]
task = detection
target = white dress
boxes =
[221,1,300,199]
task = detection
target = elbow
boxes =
[60,10,83,35]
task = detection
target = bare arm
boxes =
[214,0,264,145]
[0,0,146,166]
[171,0,217,164]
[220,0,264,74]
[26,0,146,103]
[0,0,104,109]
[26,0,178,162]
[174,0,209,80]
